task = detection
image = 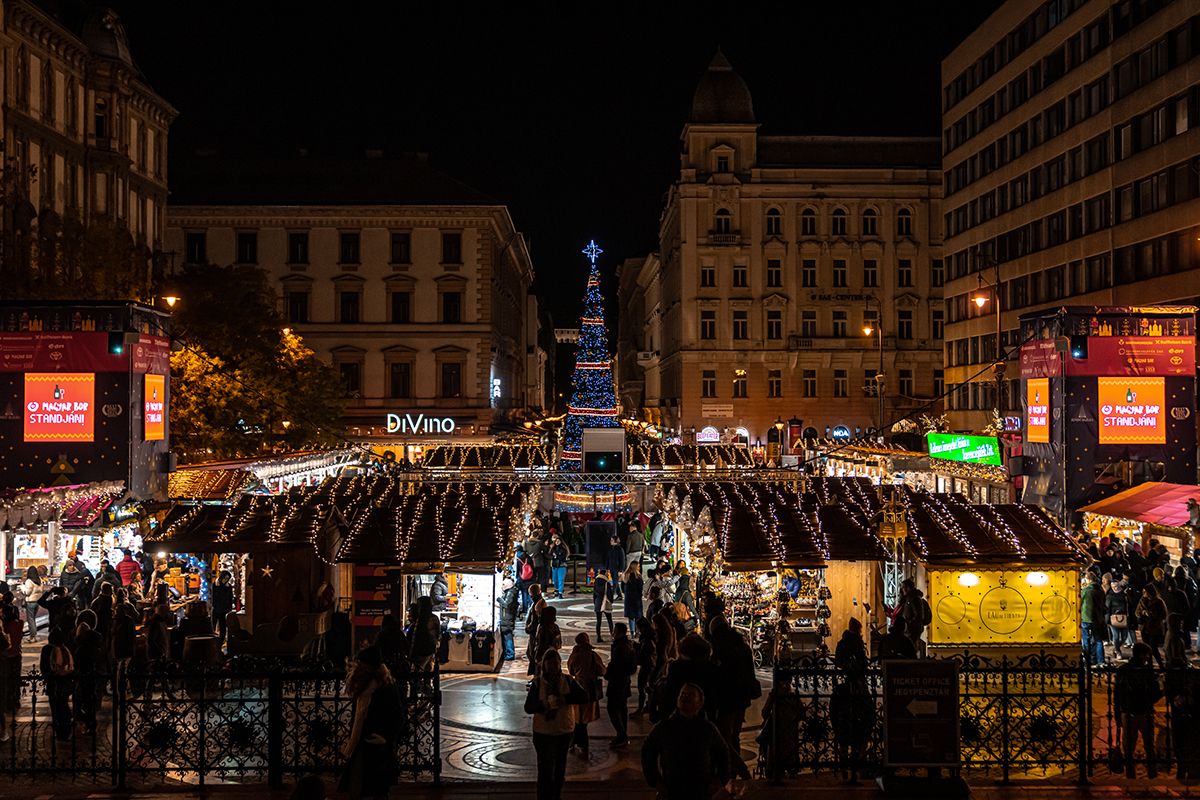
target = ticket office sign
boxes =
[24,372,95,442]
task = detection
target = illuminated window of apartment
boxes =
[732,369,748,398]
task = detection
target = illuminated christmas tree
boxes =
[560,240,620,472]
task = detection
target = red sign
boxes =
[144,373,165,442]
[1019,340,1060,378]
[1068,336,1194,377]
[24,373,95,442]
[0,332,169,373]
[1097,377,1166,444]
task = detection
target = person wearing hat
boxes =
[339,646,402,799]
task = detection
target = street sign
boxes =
[884,659,959,767]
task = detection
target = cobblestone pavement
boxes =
[437,594,769,783]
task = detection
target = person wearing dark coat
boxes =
[211,571,235,643]
[593,573,614,642]
[72,611,104,735]
[497,576,520,661]
[605,536,626,600]
[633,617,657,716]
[374,614,409,673]
[40,628,74,741]
[878,618,917,660]
[339,646,403,799]
[430,574,450,612]
[661,633,722,721]
[623,563,644,625]
[38,587,74,633]
[408,596,440,671]
[642,683,731,800]
[830,618,873,783]
[606,622,637,746]
[709,617,759,779]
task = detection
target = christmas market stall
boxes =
[0,481,126,579]
[1078,481,1198,558]
[900,488,1088,654]
[808,441,927,486]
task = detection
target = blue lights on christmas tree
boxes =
[561,240,620,472]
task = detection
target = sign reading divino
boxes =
[1097,377,1165,444]
[1026,378,1050,443]
[144,373,165,442]
[926,432,1002,465]
[24,372,94,442]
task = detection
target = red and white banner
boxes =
[24,373,95,442]
[0,332,169,373]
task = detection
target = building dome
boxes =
[80,8,136,69]
[688,50,755,124]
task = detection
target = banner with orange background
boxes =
[24,372,94,442]
[144,373,165,441]
[1026,378,1049,443]
[1097,376,1165,444]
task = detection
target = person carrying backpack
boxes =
[899,579,931,658]
[515,545,533,616]
[40,628,74,741]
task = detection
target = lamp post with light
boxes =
[970,255,1005,426]
[862,298,884,437]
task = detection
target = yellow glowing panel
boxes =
[928,568,1080,646]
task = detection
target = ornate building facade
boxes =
[621,53,944,450]
[165,155,548,455]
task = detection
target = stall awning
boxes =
[168,469,258,501]
[629,443,754,468]
[421,444,552,470]
[1079,482,1198,530]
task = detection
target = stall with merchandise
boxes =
[1078,481,1197,558]
[0,481,125,578]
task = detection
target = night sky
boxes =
[112,1,1003,326]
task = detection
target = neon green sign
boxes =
[926,433,1002,466]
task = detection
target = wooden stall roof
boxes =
[628,443,754,468]
[901,489,1085,565]
[1078,482,1198,529]
[168,469,258,502]
[420,444,552,470]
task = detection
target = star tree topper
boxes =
[582,239,603,265]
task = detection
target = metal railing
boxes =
[0,661,440,788]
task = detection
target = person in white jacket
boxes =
[20,566,44,641]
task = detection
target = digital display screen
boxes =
[926,432,1002,466]
[24,372,95,442]
[144,373,165,441]
[1097,376,1165,444]
[1026,378,1049,443]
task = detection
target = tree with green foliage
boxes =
[168,262,344,461]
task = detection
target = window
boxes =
[700,310,716,340]
[898,309,913,339]
[714,209,732,234]
[42,63,54,124]
[898,259,913,287]
[831,209,847,236]
[65,79,77,133]
[862,208,878,235]
[716,155,729,172]
[94,97,108,139]
[700,266,716,287]
[766,208,782,236]
[833,311,849,337]
[390,291,411,323]
[899,369,914,397]
[931,309,944,340]
[442,232,462,264]
[732,310,748,340]
[863,259,878,288]
[766,310,782,340]
[931,258,945,287]
[390,232,411,264]
[442,291,463,323]
[285,290,309,324]
[389,362,412,398]
[338,290,361,323]
[801,259,817,287]
[440,362,462,398]
[803,370,817,397]
[184,232,206,264]
[897,208,913,236]
[834,369,848,398]
[732,369,748,398]
[800,208,817,236]
[864,309,879,334]
[288,232,309,264]
[768,370,782,398]
[933,369,944,399]
[733,265,748,288]
[833,259,847,288]
[801,310,817,337]
[236,231,258,264]
[701,370,717,398]
[338,362,361,397]
[766,259,782,288]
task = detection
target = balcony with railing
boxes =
[705,230,743,246]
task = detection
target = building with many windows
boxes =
[0,1,175,280]
[165,155,548,456]
[620,53,944,451]
[942,0,1200,431]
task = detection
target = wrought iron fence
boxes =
[0,662,440,788]
[763,651,1179,783]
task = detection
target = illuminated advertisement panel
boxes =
[1097,377,1165,444]
[926,433,1002,466]
[144,373,165,441]
[928,569,1080,646]
[24,372,95,442]
[1026,378,1050,443]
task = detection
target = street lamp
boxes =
[862,299,884,438]
[970,255,1005,422]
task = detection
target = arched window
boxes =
[800,207,817,236]
[862,208,878,236]
[15,47,27,108]
[831,208,848,236]
[42,62,54,124]
[897,207,913,236]
[65,78,77,133]
[765,208,782,236]
[714,208,732,234]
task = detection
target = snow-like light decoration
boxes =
[915,493,979,557]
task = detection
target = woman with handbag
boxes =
[1106,578,1134,659]
[566,632,606,758]
[593,572,614,642]
[526,649,585,800]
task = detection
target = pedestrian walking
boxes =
[623,562,643,626]
[407,596,440,672]
[211,571,235,643]
[566,632,606,757]
[497,575,519,661]
[606,622,637,747]
[709,616,760,774]
[1114,642,1162,779]
[1136,584,1168,668]
[641,683,731,800]
[645,583,664,622]
[898,578,931,657]
[21,566,44,641]
[632,616,657,717]
[605,536,626,600]
[549,535,570,599]
[115,549,141,588]
[661,633,721,722]
[39,628,74,741]
[593,572,614,642]
[515,544,533,615]
[72,611,103,736]
[1081,571,1108,666]
[526,649,585,800]
[525,584,548,675]
[1106,578,1134,659]
[338,646,402,800]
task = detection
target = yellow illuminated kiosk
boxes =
[927,567,1080,650]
